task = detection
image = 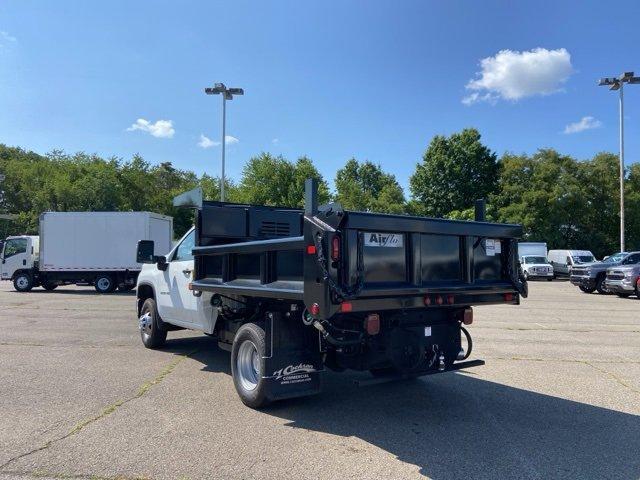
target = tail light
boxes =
[504,293,514,302]
[463,307,473,325]
[331,235,341,261]
[424,296,432,306]
[310,303,320,316]
[436,294,444,305]
[447,294,455,305]
[364,313,380,335]
[339,301,352,313]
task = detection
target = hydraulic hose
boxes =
[460,325,473,361]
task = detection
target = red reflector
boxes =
[447,294,455,305]
[310,303,320,315]
[504,293,514,302]
[187,282,193,290]
[306,245,316,255]
[463,307,473,325]
[364,314,380,335]
[340,302,353,313]
[331,236,341,261]
[436,295,443,305]
[424,296,431,306]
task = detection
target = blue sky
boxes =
[1,0,640,192]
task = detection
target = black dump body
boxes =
[191,180,525,400]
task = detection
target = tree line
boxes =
[1,128,639,257]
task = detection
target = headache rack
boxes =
[191,180,525,318]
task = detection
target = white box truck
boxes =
[517,242,554,281]
[0,212,172,293]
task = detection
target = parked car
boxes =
[570,252,640,294]
[520,255,554,281]
[605,262,640,298]
[547,249,596,278]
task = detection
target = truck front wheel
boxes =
[595,276,608,295]
[13,273,34,292]
[139,298,167,348]
[231,323,270,408]
[94,274,116,294]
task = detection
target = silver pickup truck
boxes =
[605,263,640,298]
[570,252,640,294]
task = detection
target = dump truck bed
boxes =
[191,194,524,316]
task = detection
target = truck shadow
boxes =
[18,289,136,296]
[162,335,639,480]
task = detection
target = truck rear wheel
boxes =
[139,298,167,348]
[579,285,595,294]
[231,323,270,408]
[13,273,34,292]
[94,274,116,294]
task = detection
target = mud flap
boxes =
[262,312,323,401]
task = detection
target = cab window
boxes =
[173,230,195,262]
[623,253,640,265]
[3,238,27,258]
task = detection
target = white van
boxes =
[547,250,596,277]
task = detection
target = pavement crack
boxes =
[0,350,197,472]
[584,361,640,394]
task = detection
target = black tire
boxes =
[94,274,116,294]
[547,277,553,282]
[13,273,34,292]
[579,285,595,294]
[42,282,58,291]
[231,323,270,408]
[595,276,608,295]
[139,298,167,349]
[617,293,631,298]
[118,284,135,292]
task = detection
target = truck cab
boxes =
[0,236,39,290]
[136,227,211,330]
[520,255,553,281]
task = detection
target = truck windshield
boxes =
[522,256,547,264]
[572,255,595,264]
[3,238,27,258]
[603,253,626,263]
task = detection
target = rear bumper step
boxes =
[356,359,486,387]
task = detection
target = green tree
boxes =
[410,128,498,217]
[236,153,329,207]
[334,159,405,213]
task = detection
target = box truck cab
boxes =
[1,236,40,289]
[517,242,553,280]
[547,249,596,277]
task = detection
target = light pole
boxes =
[598,72,640,253]
[204,83,244,201]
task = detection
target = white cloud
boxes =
[127,118,175,138]
[463,48,573,105]
[563,116,602,134]
[197,134,238,148]
[272,138,279,145]
[225,135,239,145]
[0,31,17,46]
[198,134,218,148]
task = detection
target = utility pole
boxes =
[204,83,244,202]
[598,72,640,252]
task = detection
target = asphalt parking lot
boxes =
[0,280,638,480]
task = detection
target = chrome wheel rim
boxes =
[96,277,111,291]
[139,312,152,338]
[236,340,260,392]
[16,276,29,289]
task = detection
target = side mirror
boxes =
[156,255,168,271]
[137,240,156,264]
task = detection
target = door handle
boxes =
[23,259,26,266]
[182,268,192,275]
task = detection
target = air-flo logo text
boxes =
[273,363,315,380]
[364,233,403,248]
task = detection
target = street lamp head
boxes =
[620,72,634,80]
[228,88,244,95]
[205,87,222,95]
